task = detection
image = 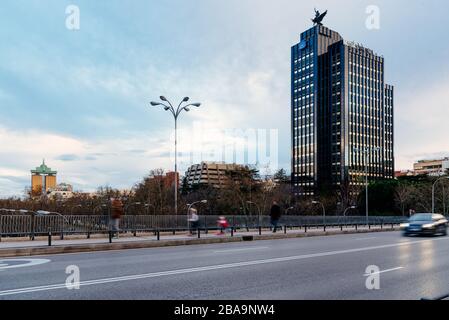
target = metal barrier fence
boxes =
[0,212,408,238]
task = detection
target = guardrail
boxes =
[0,212,408,240]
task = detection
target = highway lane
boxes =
[1,231,449,300]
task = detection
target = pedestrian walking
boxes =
[217,216,229,235]
[110,197,124,238]
[270,201,282,233]
[188,208,199,235]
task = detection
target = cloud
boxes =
[0,125,174,197]
[1,0,449,195]
[395,77,449,169]
[55,154,80,162]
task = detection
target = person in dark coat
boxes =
[110,198,124,238]
[270,201,282,233]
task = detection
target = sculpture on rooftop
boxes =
[312,8,327,25]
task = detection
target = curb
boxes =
[0,228,401,258]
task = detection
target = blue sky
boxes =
[1,0,448,197]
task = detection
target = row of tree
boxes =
[1,168,448,216]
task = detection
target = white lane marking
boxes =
[364,266,403,276]
[0,259,50,271]
[213,247,269,253]
[0,237,447,297]
[354,237,377,241]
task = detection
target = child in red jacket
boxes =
[217,216,229,235]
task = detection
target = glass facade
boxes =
[291,25,394,196]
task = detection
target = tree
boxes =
[273,168,289,184]
[394,182,413,216]
[132,169,172,214]
[358,179,399,216]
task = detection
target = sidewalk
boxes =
[0,224,400,257]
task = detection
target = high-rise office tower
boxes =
[291,18,394,196]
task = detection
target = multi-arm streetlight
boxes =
[432,176,449,213]
[150,96,201,216]
[353,146,381,225]
[311,200,326,225]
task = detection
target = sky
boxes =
[0,0,448,197]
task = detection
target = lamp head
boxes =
[164,106,170,111]
[183,97,189,102]
[201,200,208,204]
[150,101,160,106]
[191,103,201,107]
[184,107,190,112]
[160,96,167,101]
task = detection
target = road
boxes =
[1,231,449,300]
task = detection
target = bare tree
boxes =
[394,182,412,216]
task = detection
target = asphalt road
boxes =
[1,231,449,300]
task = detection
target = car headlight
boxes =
[422,224,435,229]
[400,223,409,228]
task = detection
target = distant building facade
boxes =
[413,158,449,176]
[184,162,249,189]
[48,183,74,200]
[148,171,179,189]
[31,160,57,195]
[394,170,416,178]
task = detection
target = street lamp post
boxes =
[343,206,357,217]
[311,200,326,225]
[144,203,156,215]
[150,96,202,216]
[70,204,82,215]
[35,210,70,239]
[186,200,207,231]
[246,201,262,227]
[432,176,449,213]
[35,210,70,224]
[93,204,107,215]
[125,202,141,216]
[353,146,381,226]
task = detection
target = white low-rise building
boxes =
[48,183,74,199]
